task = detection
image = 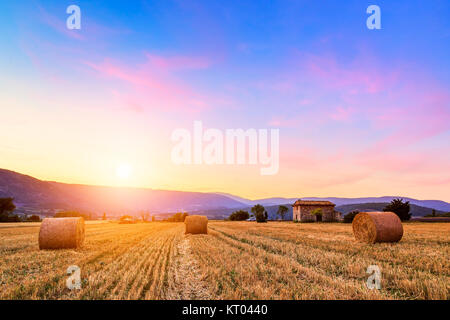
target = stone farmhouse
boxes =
[292,199,340,222]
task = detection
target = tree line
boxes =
[0,198,41,222]
[344,198,415,223]
[228,204,289,222]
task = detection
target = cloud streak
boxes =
[86,53,213,113]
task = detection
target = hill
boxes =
[0,169,247,216]
[218,194,450,212]
[1,168,449,218]
[335,203,446,217]
[193,202,446,220]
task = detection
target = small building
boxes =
[292,199,339,222]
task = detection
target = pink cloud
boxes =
[267,51,450,189]
[300,53,399,95]
[327,105,357,122]
[144,54,211,71]
[363,89,450,155]
[85,53,212,113]
[273,50,449,146]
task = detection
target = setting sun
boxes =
[116,164,132,179]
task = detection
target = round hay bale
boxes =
[39,217,85,249]
[185,215,208,234]
[352,211,403,243]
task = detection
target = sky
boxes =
[0,0,449,201]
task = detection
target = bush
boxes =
[229,210,250,221]
[425,211,450,218]
[251,204,268,223]
[0,198,16,222]
[343,210,359,223]
[277,205,289,220]
[383,198,411,221]
[0,215,21,222]
[119,215,135,224]
[26,215,41,222]
[54,211,94,220]
[168,212,188,222]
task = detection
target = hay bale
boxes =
[185,215,208,234]
[352,211,403,243]
[39,217,85,249]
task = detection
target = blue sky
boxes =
[0,1,449,200]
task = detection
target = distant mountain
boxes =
[335,203,445,217]
[1,168,449,218]
[0,169,247,216]
[214,193,255,206]
[305,197,450,212]
[218,194,450,212]
[215,193,297,206]
[190,204,293,220]
[194,201,446,220]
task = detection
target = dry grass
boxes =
[0,221,448,300]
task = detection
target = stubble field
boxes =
[0,221,448,300]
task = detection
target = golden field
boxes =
[0,221,448,300]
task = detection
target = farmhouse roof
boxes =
[292,200,335,207]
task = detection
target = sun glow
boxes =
[116,164,132,179]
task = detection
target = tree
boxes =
[54,211,92,220]
[0,198,16,216]
[343,210,360,223]
[119,215,135,224]
[27,215,41,222]
[152,215,156,222]
[383,198,411,221]
[0,198,16,222]
[251,204,267,223]
[432,209,436,217]
[277,205,289,221]
[170,212,189,222]
[140,211,150,222]
[229,210,249,221]
[102,213,107,220]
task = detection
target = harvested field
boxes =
[0,221,448,300]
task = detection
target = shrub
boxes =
[277,205,289,220]
[27,215,41,222]
[383,198,411,221]
[168,212,188,222]
[229,210,250,221]
[119,215,135,224]
[424,211,450,218]
[251,204,268,223]
[343,210,360,223]
[54,211,94,220]
[0,198,16,222]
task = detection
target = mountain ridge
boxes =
[1,168,449,217]
[217,193,450,212]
